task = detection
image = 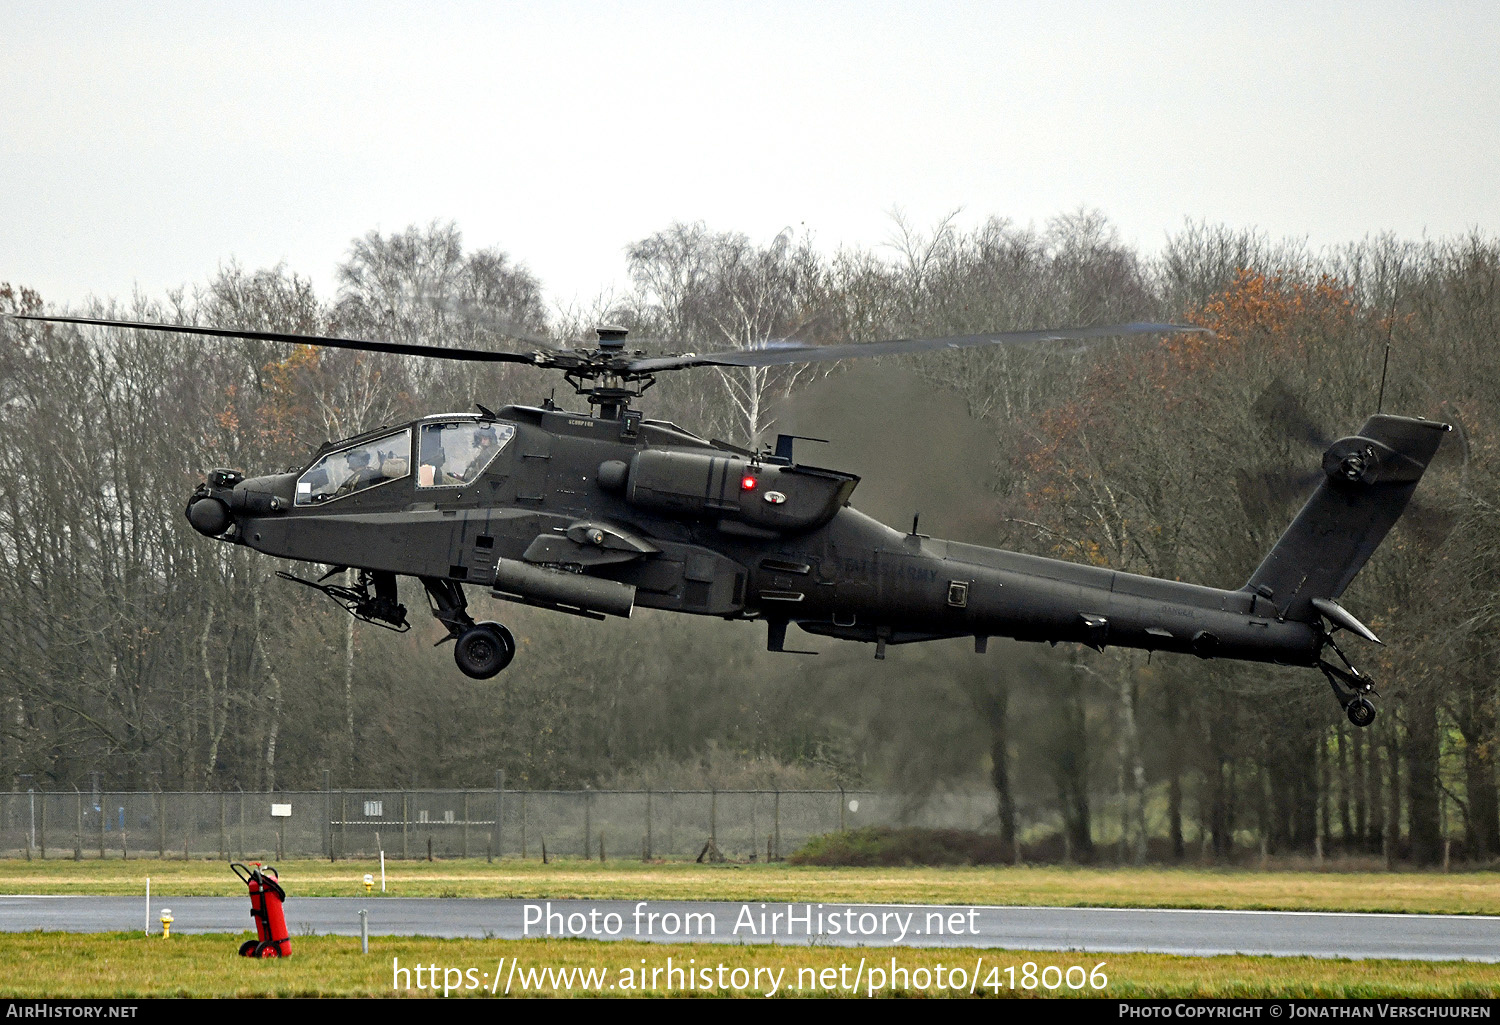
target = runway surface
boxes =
[3,896,1497,961]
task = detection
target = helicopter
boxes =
[9,312,1450,728]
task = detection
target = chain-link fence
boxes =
[0,787,998,861]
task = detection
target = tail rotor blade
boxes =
[1252,377,1332,448]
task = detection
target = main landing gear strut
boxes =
[421,577,515,680]
[1318,631,1377,728]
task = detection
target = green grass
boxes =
[791,826,1008,866]
[3,932,1498,998]
[4,858,1500,915]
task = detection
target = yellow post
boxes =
[160,909,173,939]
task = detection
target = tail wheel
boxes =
[1346,697,1377,728]
[453,622,516,679]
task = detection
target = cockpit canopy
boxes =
[293,419,518,506]
[295,428,412,506]
[417,420,515,488]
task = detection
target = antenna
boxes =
[773,434,829,464]
[1377,340,1393,413]
[1377,296,1397,414]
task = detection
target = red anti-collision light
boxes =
[741,475,758,491]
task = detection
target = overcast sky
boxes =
[4,1,1498,314]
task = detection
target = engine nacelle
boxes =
[600,450,858,533]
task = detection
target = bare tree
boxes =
[627,223,831,446]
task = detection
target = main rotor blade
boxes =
[415,295,565,351]
[6,314,545,365]
[626,321,1211,372]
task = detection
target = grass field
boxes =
[3,932,1499,998]
[3,858,1500,915]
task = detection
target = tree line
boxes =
[1,212,1496,865]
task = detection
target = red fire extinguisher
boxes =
[231,862,291,958]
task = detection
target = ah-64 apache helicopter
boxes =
[11,312,1451,727]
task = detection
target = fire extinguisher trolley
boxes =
[231,862,291,958]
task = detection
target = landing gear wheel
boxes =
[453,622,515,679]
[253,941,282,958]
[238,939,259,957]
[1346,696,1377,728]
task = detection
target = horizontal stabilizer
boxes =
[1311,598,1381,644]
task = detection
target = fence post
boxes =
[520,792,527,859]
[645,789,653,861]
[339,791,348,861]
[462,789,470,859]
[494,770,504,861]
[839,785,845,833]
[401,792,409,859]
[219,793,227,860]
[99,792,106,860]
[584,792,592,860]
[710,788,717,849]
[74,788,82,861]
[1442,788,1452,873]
[157,790,166,859]
[238,789,245,860]
[323,771,332,861]
[39,791,46,859]
[774,790,781,861]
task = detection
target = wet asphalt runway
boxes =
[3,896,1497,961]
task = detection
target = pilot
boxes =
[340,447,382,492]
[455,428,498,482]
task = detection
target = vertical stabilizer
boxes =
[1244,414,1450,622]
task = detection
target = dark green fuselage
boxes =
[215,403,1329,667]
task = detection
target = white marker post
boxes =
[380,850,386,892]
[145,877,150,935]
[271,803,292,861]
